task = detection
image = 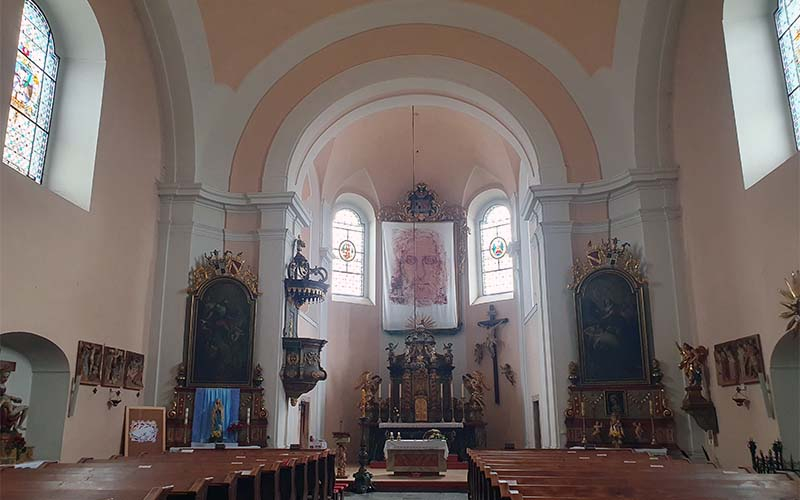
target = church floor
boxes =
[342,465,468,493]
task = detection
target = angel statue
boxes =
[676,342,708,388]
[354,371,382,407]
[462,370,490,410]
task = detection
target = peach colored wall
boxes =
[199,0,619,89]
[229,25,601,192]
[0,0,162,462]
[319,109,526,454]
[673,0,800,468]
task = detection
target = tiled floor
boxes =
[345,494,467,500]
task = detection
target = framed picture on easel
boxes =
[124,406,166,456]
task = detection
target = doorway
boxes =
[532,396,542,448]
[770,330,799,459]
[299,400,310,448]
[0,332,70,460]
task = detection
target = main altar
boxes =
[358,326,487,462]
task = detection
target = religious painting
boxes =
[123,351,144,391]
[76,340,103,385]
[124,406,165,456]
[574,268,650,385]
[713,334,764,386]
[605,390,626,416]
[382,221,458,331]
[187,277,256,386]
[101,346,125,388]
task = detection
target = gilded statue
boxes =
[462,370,489,409]
[354,371,382,406]
[0,365,28,433]
[591,421,603,439]
[633,421,644,442]
[676,342,708,387]
[608,414,624,447]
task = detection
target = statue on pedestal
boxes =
[0,362,28,433]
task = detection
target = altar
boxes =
[384,439,449,474]
[357,326,487,462]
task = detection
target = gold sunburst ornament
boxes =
[779,271,800,334]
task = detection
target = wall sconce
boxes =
[107,389,122,409]
[732,385,750,408]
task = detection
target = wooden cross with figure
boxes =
[477,304,509,405]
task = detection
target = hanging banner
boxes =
[382,221,457,330]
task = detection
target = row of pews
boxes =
[467,449,800,500]
[0,448,337,500]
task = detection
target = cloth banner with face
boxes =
[382,221,457,330]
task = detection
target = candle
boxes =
[247,407,251,425]
[649,399,654,416]
[184,406,188,425]
[581,401,585,417]
[379,383,382,400]
[399,383,403,402]
[461,383,465,399]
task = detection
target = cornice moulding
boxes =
[522,168,679,221]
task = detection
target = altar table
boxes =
[384,439,449,474]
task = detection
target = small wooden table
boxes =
[384,439,448,474]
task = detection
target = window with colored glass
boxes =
[479,204,513,296]
[3,0,59,184]
[776,0,800,150]
[332,208,366,296]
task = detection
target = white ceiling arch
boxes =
[255,56,566,195]
[139,0,675,188]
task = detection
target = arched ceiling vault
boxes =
[137,0,682,194]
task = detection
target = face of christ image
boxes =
[390,228,448,307]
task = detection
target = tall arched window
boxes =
[332,208,366,297]
[3,0,59,184]
[776,0,800,150]
[479,204,513,296]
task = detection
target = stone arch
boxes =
[247,56,573,199]
[770,329,799,459]
[0,331,70,461]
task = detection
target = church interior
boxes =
[1,0,799,499]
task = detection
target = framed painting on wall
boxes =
[123,351,144,391]
[713,334,764,386]
[76,340,103,385]
[101,346,125,388]
[124,406,166,456]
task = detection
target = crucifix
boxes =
[477,304,509,405]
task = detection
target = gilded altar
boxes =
[360,325,487,460]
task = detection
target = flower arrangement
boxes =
[227,421,244,434]
[209,429,223,443]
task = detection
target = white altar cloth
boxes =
[378,422,464,429]
[384,439,449,460]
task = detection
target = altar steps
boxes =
[342,465,468,492]
[369,454,468,470]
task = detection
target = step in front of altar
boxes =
[370,453,467,470]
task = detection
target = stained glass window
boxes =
[479,204,513,296]
[332,208,366,297]
[776,0,800,150]
[3,0,59,184]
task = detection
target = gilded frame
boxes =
[570,240,652,386]
[378,183,468,335]
[184,250,259,387]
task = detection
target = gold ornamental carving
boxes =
[569,238,645,290]
[188,250,259,296]
[779,270,800,334]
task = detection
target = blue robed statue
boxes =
[191,388,240,444]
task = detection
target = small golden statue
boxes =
[462,370,489,410]
[591,421,603,439]
[608,414,624,447]
[354,371,382,405]
[633,421,644,442]
[676,342,708,388]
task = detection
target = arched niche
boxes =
[0,331,70,461]
[770,329,799,459]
